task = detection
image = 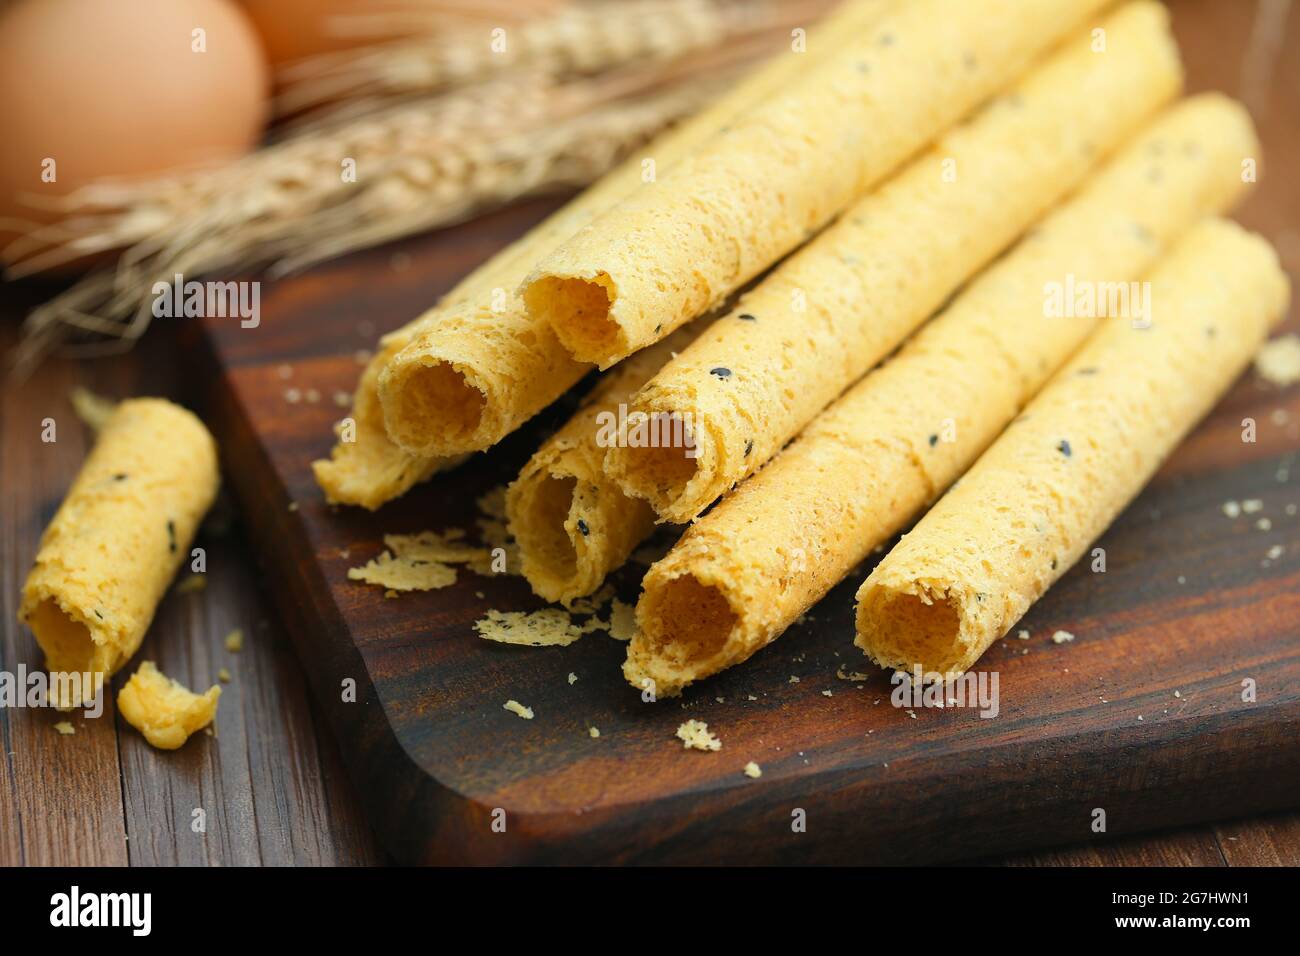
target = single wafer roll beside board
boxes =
[523,0,1114,368]
[369,0,897,463]
[623,96,1260,696]
[20,399,220,708]
[604,0,1181,523]
[507,323,703,604]
[855,219,1290,677]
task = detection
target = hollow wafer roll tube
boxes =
[507,322,704,604]
[623,95,1260,696]
[315,1,895,498]
[855,220,1289,676]
[20,399,220,708]
[605,1,1181,523]
[523,0,1116,368]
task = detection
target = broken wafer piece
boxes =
[117,661,221,750]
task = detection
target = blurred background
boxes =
[0,0,840,366]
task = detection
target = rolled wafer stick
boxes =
[855,219,1289,676]
[605,1,1181,523]
[20,399,220,708]
[507,322,703,604]
[523,0,1116,369]
[624,95,1260,696]
[316,0,896,481]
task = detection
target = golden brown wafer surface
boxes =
[20,399,220,707]
[524,0,1116,368]
[605,1,1181,523]
[856,219,1289,676]
[624,95,1260,696]
[326,0,894,478]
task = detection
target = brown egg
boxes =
[0,0,270,269]
[238,0,418,67]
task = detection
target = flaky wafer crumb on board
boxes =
[504,699,534,720]
[1255,334,1300,387]
[676,719,721,752]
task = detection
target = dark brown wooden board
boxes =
[186,0,1300,864]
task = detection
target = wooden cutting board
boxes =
[187,0,1300,863]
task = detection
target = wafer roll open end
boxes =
[623,564,746,698]
[378,296,592,458]
[521,272,626,370]
[507,322,704,603]
[509,466,657,605]
[312,330,464,510]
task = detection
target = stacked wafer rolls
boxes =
[316,0,895,506]
[378,0,1112,462]
[507,322,704,604]
[624,95,1260,696]
[855,220,1289,676]
[521,0,1114,369]
[604,0,1181,523]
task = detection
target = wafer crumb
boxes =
[836,665,869,681]
[1017,628,1031,640]
[54,721,75,736]
[503,699,534,720]
[608,599,637,641]
[1051,630,1075,644]
[565,583,615,616]
[175,574,207,595]
[1255,334,1300,387]
[348,529,488,592]
[1242,498,1264,514]
[676,719,721,752]
[224,629,244,652]
[743,761,762,779]
[589,726,600,738]
[476,608,585,646]
[218,668,232,683]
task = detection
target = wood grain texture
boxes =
[185,0,1300,864]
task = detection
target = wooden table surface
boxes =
[2,0,1298,866]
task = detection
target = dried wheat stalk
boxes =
[7,0,833,369]
[274,0,736,116]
